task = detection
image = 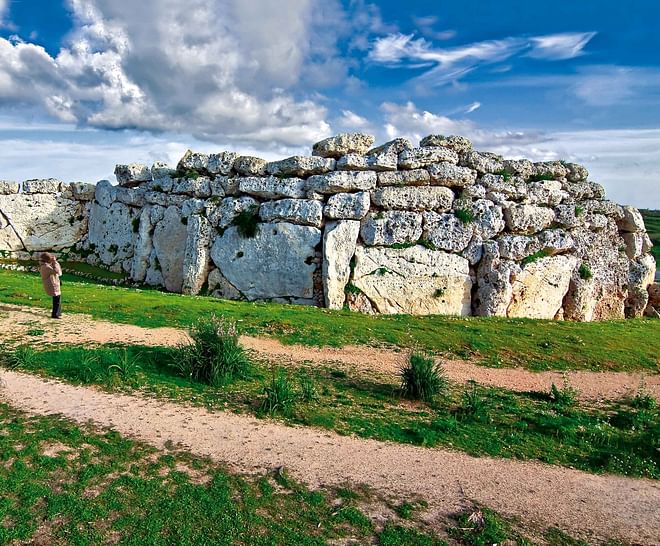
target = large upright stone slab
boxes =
[352,245,473,315]
[182,215,212,295]
[152,205,188,292]
[210,222,321,300]
[323,220,360,309]
[87,201,136,264]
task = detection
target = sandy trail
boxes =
[1,370,658,543]
[2,303,657,401]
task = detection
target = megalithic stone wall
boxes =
[0,133,656,320]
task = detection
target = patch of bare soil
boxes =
[1,370,658,544]
[1,303,657,401]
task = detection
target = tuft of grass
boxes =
[578,262,593,280]
[521,249,550,266]
[400,353,447,402]
[494,168,512,182]
[344,282,363,296]
[26,328,45,336]
[174,315,251,386]
[232,205,260,238]
[298,370,319,402]
[528,172,555,182]
[550,377,578,410]
[459,381,489,422]
[261,368,298,416]
[454,208,475,224]
[574,205,584,217]
[450,508,526,546]
[2,345,39,369]
[418,239,438,251]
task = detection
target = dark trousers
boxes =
[52,295,61,318]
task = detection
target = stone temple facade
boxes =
[0,133,656,320]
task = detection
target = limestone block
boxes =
[152,205,188,292]
[497,235,541,261]
[460,151,504,174]
[233,156,267,176]
[172,176,212,197]
[377,169,430,187]
[324,192,370,220]
[266,156,336,177]
[525,180,568,206]
[478,174,527,199]
[131,207,154,282]
[565,163,589,182]
[336,153,397,172]
[621,232,653,259]
[151,162,176,181]
[182,215,213,295]
[398,147,459,169]
[583,200,623,219]
[114,164,151,187]
[368,138,413,156]
[208,152,238,175]
[209,177,227,198]
[307,171,377,194]
[322,220,360,309]
[259,199,323,227]
[87,201,136,264]
[554,204,583,229]
[532,161,569,180]
[22,178,62,194]
[181,198,206,218]
[536,229,575,255]
[208,268,243,300]
[467,199,506,239]
[561,181,593,200]
[625,254,656,317]
[504,204,555,234]
[115,187,146,208]
[177,150,209,173]
[95,180,117,208]
[502,159,534,179]
[360,211,423,246]
[423,212,474,252]
[0,181,19,195]
[70,182,96,201]
[312,133,375,158]
[419,135,473,154]
[427,162,477,187]
[618,205,646,232]
[210,222,321,300]
[474,241,521,317]
[351,245,473,315]
[238,176,306,199]
[372,186,454,211]
[207,196,259,229]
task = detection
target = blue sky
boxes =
[1,0,659,207]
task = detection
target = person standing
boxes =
[39,253,62,319]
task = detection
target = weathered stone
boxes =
[152,205,188,292]
[398,147,459,169]
[532,161,569,180]
[419,135,473,154]
[352,245,473,315]
[504,204,555,234]
[151,162,176,181]
[479,174,527,200]
[474,242,520,316]
[307,171,376,194]
[565,163,589,182]
[618,205,646,232]
[207,196,259,229]
[209,177,227,198]
[324,192,370,220]
[622,232,653,260]
[463,199,506,239]
[589,182,606,199]
[460,151,504,174]
[312,133,375,158]
[259,199,323,227]
[335,154,371,171]
[554,204,584,229]
[87,201,136,264]
[182,215,212,295]
[427,162,476,188]
[497,235,541,261]
[372,186,454,211]
[360,211,423,246]
[114,164,151,187]
[644,283,660,318]
[266,156,336,177]
[210,222,321,300]
[131,207,154,282]
[423,212,474,252]
[460,184,487,200]
[536,229,575,255]
[561,181,593,200]
[177,150,209,173]
[503,159,534,179]
[208,268,243,300]
[368,138,413,156]
[70,182,96,201]
[525,180,568,206]
[346,291,375,314]
[377,169,430,187]
[508,255,579,319]
[583,199,623,219]
[181,198,206,218]
[238,176,306,199]
[336,153,397,172]
[144,191,187,208]
[323,220,360,309]
[208,152,238,175]
[0,181,19,195]
[625,254,656,317]
[462,235,485,266]
[172,176,212,198]
[23,178,62,194]
[233,156,268,176]
[115,187,146,208]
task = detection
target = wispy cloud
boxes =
[464,101,481,113]
[528,32,597,60]
[338,109,371,129]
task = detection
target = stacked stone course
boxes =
[0,132,656,320]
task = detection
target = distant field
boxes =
[641,209,660,267]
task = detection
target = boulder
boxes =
[372,186,454,211]
[324,192,370,220]
[114,164,151,187]
[423,212,474,252]
[360,211,423,246]
[177,150,209,173]
[460,151,504,174]
[618,205,646,232]
[565,163,589,182]
[307,171,377,194]
[644,283,660,318]
[625,254,656,318]
[312,133,375,158]
[233,156,268,176]
[208,152,238,175]
[210,222,321,300]
[507,255,579,319]
[398,147,459,169]
[497,235,540,261]
[238,176,306,199]
[207,196,259,229]
[525,180,568,206]
[479,174,527,200]
[427,162,477,187]
[266,156,336,177]
[622,231,653,259]
[87,201,136,264]
[151,162,176,181]
[115,187,146,208]
[368,138,413,156]
[22,178,62,194]
[323,220,360,309]
[0,181,19,195]
[504,204,555,234]
[208,268,243,300]
[465,199,506,239]
[536,229,575,255]
[152,205,188,292]
[532,161,569,180]
[583,199,623,219]
[554,204,584,229]
[336,153,397,172]
[419,135,473,154]
[70,182,96,201]
[351,245,473,315]
[377,169,430,187]
[172,176,212,197]
[95,180,117,208]
[502,159,534,179]
[259,199,323,227]
[182,214,212,295]
[181,198,206,218]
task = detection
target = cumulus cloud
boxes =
[369,31,596,86]
[338,109,371,129]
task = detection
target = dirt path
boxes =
[2,303,657,401]
[1,370,658,543]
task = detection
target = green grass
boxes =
[1,269,658,373]
[4,344,658,479]
[640,209,659,268]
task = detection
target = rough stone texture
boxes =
[554,205,583,229]
[151,162,176,181]
[210,222,321,301]
[479,174,527,200]
[312,133,375,158]
[238,176,306,199]
[467,199,506,239]
[336,153,397,172]
[583,199,623,219]
[625,254,656,318]
[618,205,646,232]
[70,183,96,201]
[508,255,579,319]
[474,242,521,317]
[398,147,459,169]
[324,192,370,220]
[377,169,430,187]
[536,229,575,255]
[152,205,188,293]
[114,164,151,187]
[307,171,377,194]
[0,181,19,195]
[503,159,534,179]
[622,232,653,260]
[208,268,243,300]
[130,207,154,282]
[351,245,473,315]
[368,138,413,157]
[566,163,589,182]
[460,151,504,174]
[259,199,323,227]
[533,161,569,180]
[23,178,62,194]
[323,220,360,309]
[177,150,209,173]
[208,152,238,176]
[115,187,146,208]
[233,156,267,176]
[644,283,660,318]
[423,212,474,252]
[419,135,473,154]
[360,211,423,246]
[372,186,454,211]
[427,162,477,187]
[87,201,136,265]
[172,176,212,198]
[182,215,212,295]
[497,235,540,261]
[504,204,555,234]
[207,196,259,229]
[266,156,336,178]
[525,180,568,206]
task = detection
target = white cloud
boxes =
[338,109,371,129]
[528,32,596,60]
[464,102,481,113]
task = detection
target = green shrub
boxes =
[494,168,512,182]
[631,378,656,410]
[528,172,555,182]
[344,282,363,296]
[261,368,298,415]
[574,205,584,217]
[232,206,260,238]
[175,315,251,386]
[521,249,550,266]
[454,208,475,224]
[106,348,142,386]
[578,262,592,280]
[459,381,489,421]
[550,378,578,410]
[297,371,319,402]
[418,239,438,251]
[400,353,446,402]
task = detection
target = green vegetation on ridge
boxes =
[640,209,660,268]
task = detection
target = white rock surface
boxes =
[233,156,267,176]
[372,186,453,211]
[259,199,323,227]
[427,162,477,187]
[618,205,646,232]
[323,220,360,309]
[182,215,212,295]
[377,169,430,187]
[312,133,375,158]
[419,134,473,153]
[307,171,377,194]
[152,205,188,292]
[208,152,238,175]
[423,212,474,252]
[266,156,336,177]
[360,211,423,246]
[22,178,62,194]
[238,176,306,199]
[398,147,459,169]
[504,204,555,234]
[0,181,19,195]
[324,192,370,220]
[207,196,259,229]
[114,164,151,186]
[87,201,136,264]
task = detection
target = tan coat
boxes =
[40,261,62,297]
